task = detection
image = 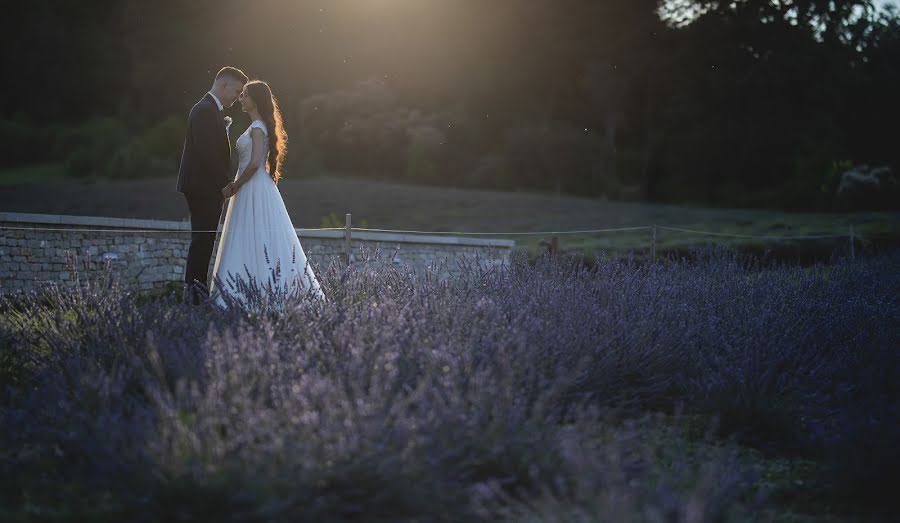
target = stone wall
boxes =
[0,212,514,295]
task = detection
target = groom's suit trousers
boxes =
[184,194,225,291]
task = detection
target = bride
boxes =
[209,80,326,309]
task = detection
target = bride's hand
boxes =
[221,182,237,199]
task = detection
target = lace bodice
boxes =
[235,119,269,176]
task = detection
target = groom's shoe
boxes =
[192,282,205,306]
[183,281,207,306]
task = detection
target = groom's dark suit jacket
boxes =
[176,93,231,196]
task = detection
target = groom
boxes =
[176,66,248,305]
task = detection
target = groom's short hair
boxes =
[215,66,248,84]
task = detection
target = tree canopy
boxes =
[2,0,897,209]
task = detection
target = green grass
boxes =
[0,163,66,186]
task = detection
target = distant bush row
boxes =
[0,116,185,179]
[298,78,648,201]
[297,78,900,210]
[2,90,898,211]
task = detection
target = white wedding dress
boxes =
[209,119,326,309]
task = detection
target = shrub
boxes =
[57,116,185,179]
[300,78,455,176]
[284,134,325,178]
[1,247,897,519]
[137,115,185,161]
[405,140,438,181]
[47,122,85,161]
[0,119,45,166]
[58,117,128,177]
[467,153,511,189]
[473,125,615,196]
[63,147,94,178]
[106,140,156,179]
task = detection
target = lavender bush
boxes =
[1,246,897,521]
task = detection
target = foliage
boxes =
[106,116,186,179]
[3,1,898,209]
[300,78,454,178]
[405,140,438,182]
[0,163,66,186]
[50,116,186,179]
[0,119,48,166]
[1,247,898,520]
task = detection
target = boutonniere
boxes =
[223,116,233,131]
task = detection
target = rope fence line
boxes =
[0,226,348,234]
[350,226,653,235]
[2,216,894,265]
[655,226,850,240]
[0,225,654,235]
[0,224,879,239]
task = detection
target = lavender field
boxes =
[1,247,898,522]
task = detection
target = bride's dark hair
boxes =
[245,80,287,183]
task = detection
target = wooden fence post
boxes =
[849,224,855,260]
[345,213,352,267]
[651,224,657,261]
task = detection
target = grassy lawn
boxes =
[0,163,66,186]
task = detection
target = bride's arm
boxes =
[231,128,266,192]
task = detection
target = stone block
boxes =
[138,273,155,283]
